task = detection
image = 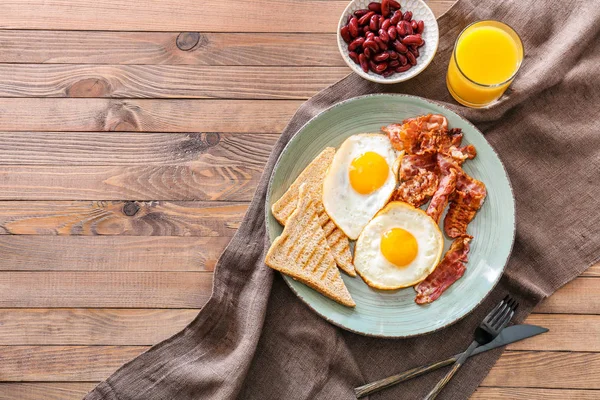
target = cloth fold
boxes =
[85,0,600,398]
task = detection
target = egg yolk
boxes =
[348,151,389,194]
[380,228,419,267]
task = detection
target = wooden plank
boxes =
[0,99,301,133]
[509,314,600,352]
[0,346,147,381]
[0,347,597,387]
[535,277,600,315]
[472,388,600,400]
[0,236,231,271]
[0,0,452,32]
[0,201,246,236]
[0,132,276,166]
[0,309,198,345]
[3,384,592,400]
[0,65,347,99]
[0,309,597,348]
[0,272,212,308]
[0,31,343,66]
[1,383,593,400]
[482,351,600,389]
[0,165,262,201]
[0,382,98,400]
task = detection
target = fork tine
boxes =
[488,301,509,327]
[492,305,513,330]
[484,297,507,323]
[495,310,515,331]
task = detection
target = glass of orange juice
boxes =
[446,20,524,108]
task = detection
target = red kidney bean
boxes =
[406,50,417,65]
[349,17,359,37]
[340,26,352,43]
[410,46,419,58]
[398,53,408,65]
[378,28,389,43]
[368,2,382,12]
[379,15,385,26]
[417,20,425,34]
[396,64,412,72]
[374,52,390,62]
[387,26,397,40]
[374,36,387,50]
[403,11,413,21]
[369,14,379,31]
[405,21,414,35]
[375,62,388,73]
[359,54,369,72]
[364,47,372,58]
[349,51,359,64]
[381,0,390,17]
[402,34,423,46]
[382,69,395,77]
[363,39,379,51]
[358,11,375,26]
[347,14,353,24]
[390,10,403,24]
[389,59,400,68]
[388,0,401,9]
[381,19,391,31]
[397,21,407,36]
[369,60,378,72]
[348,37,365,51]
[418,38,425,48]
[388,50,399,59]
[393,40,408,53]
[354,9,369,17]
[366,31,375,40]
[411,20,418,32]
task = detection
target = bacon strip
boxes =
[415,236,472,304]
[426,167,458,223]
[444,173,487,238]
[392,170,439,208]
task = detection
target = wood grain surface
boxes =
[0,0,597,399]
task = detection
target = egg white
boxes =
[354,202,444,290]
[322,133,400,240]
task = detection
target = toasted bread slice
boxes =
[266,185,355,308]
[271,147,356,276]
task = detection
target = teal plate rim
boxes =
[265,93,516,338]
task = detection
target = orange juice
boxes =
[447,21,523,107]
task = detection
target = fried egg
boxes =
[322,134,400,240]
[354,202,444,290]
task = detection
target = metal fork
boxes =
[423,295,519,400]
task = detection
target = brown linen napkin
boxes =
[85,0,600,398]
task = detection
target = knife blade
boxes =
[354,324,548,398]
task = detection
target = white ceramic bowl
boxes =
[337,0,439,84]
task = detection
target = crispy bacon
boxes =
[392,152,438,207]
[399,152,436,179]
[403,114,448,131]
[415,236,472,304]
[444,173,487,238]
[426,165,458,223]
[392,170,439,207]
[382,121,421,153]
[384,114,452,154]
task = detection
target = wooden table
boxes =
[0,1,598,399]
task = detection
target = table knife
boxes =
[354,324,548,398]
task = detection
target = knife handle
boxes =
[354,356,458,398]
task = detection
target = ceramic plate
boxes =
[265,94,515,338]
